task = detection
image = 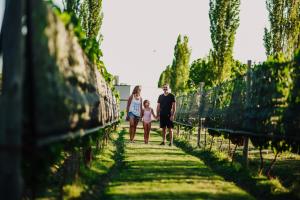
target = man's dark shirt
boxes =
[157,93,175,116]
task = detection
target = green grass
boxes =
[180,130,300,199]
[174,137,298,200]
[186,131,300,191]
[104,128,255,200]
[75,129,126,200]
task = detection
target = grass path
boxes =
[103,128,255,200]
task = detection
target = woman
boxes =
[126,85,143,142]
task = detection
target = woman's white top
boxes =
[129,97,141,117]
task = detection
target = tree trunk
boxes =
[231,144,238,164]
[209,136,214,151]
[204,129,207,149]
[258,146,264,175]
[243,137,249,168]
[266,151,279,179]
[228,139,231,155]
[218,139,223,151]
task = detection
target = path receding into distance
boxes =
[103,127,255,200]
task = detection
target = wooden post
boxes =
[228,139,231,155]
[0,0,25,199]
[197,119,202,148]
[176,125,180,136]
[243,60,252,168]
[204,128,207,149]
[197,82,205,148]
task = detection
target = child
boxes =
[142,100,157,144]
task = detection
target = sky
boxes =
[100,0,268,107]
[0,0,269,108]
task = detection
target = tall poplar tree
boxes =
[65,0,104,40]
[158,65,172,87]
[63,0,81,16]
[170,35,191,94]
[264,0,300,59]
[86,0,104,39]
[209,0,240,84]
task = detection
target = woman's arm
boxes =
[126,95,133,113]
[140,97,143,116]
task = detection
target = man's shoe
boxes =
[169,143,173,146]
[160,142,165,145]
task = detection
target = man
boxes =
[157,84,176,146]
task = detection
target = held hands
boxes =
[170,115,174,121]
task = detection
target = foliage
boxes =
[187,56,247,92]
[188,57,214,89]
[53,7,114,86]
[175,52,300,157]
[35,130,124,199]
[21,2,121,198]
[63,0,81,16]
[209,0,241,84]
[283,49,300,154]
[264,0,300,59]
[170,35,191,95]
[78,0,104,40]
[157,35,191,94]
[63,0,104,40]
[157,65,172,88]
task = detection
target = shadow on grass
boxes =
[104,191,253,200]
[174,138,299,200]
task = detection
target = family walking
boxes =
[126,84,176,146]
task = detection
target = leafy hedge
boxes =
[176,51,300,155]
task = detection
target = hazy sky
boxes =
[0,0,269,107]
[101,0,268,86]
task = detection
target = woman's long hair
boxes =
[132,85,141,96]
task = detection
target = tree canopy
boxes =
[209,0,240,84]
[264,0,300,59]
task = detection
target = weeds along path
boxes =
[103,128,255,200]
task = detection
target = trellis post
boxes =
[243,60,252,168]
[197,82,205,148]
[0,0,25,199]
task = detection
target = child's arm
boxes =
[141,109,144,121]
[151,108,157,119]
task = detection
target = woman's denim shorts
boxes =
[128,112,140,121]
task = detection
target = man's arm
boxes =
[171,102,176,116]
[170,101,176,121]
[156,103,160,119]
